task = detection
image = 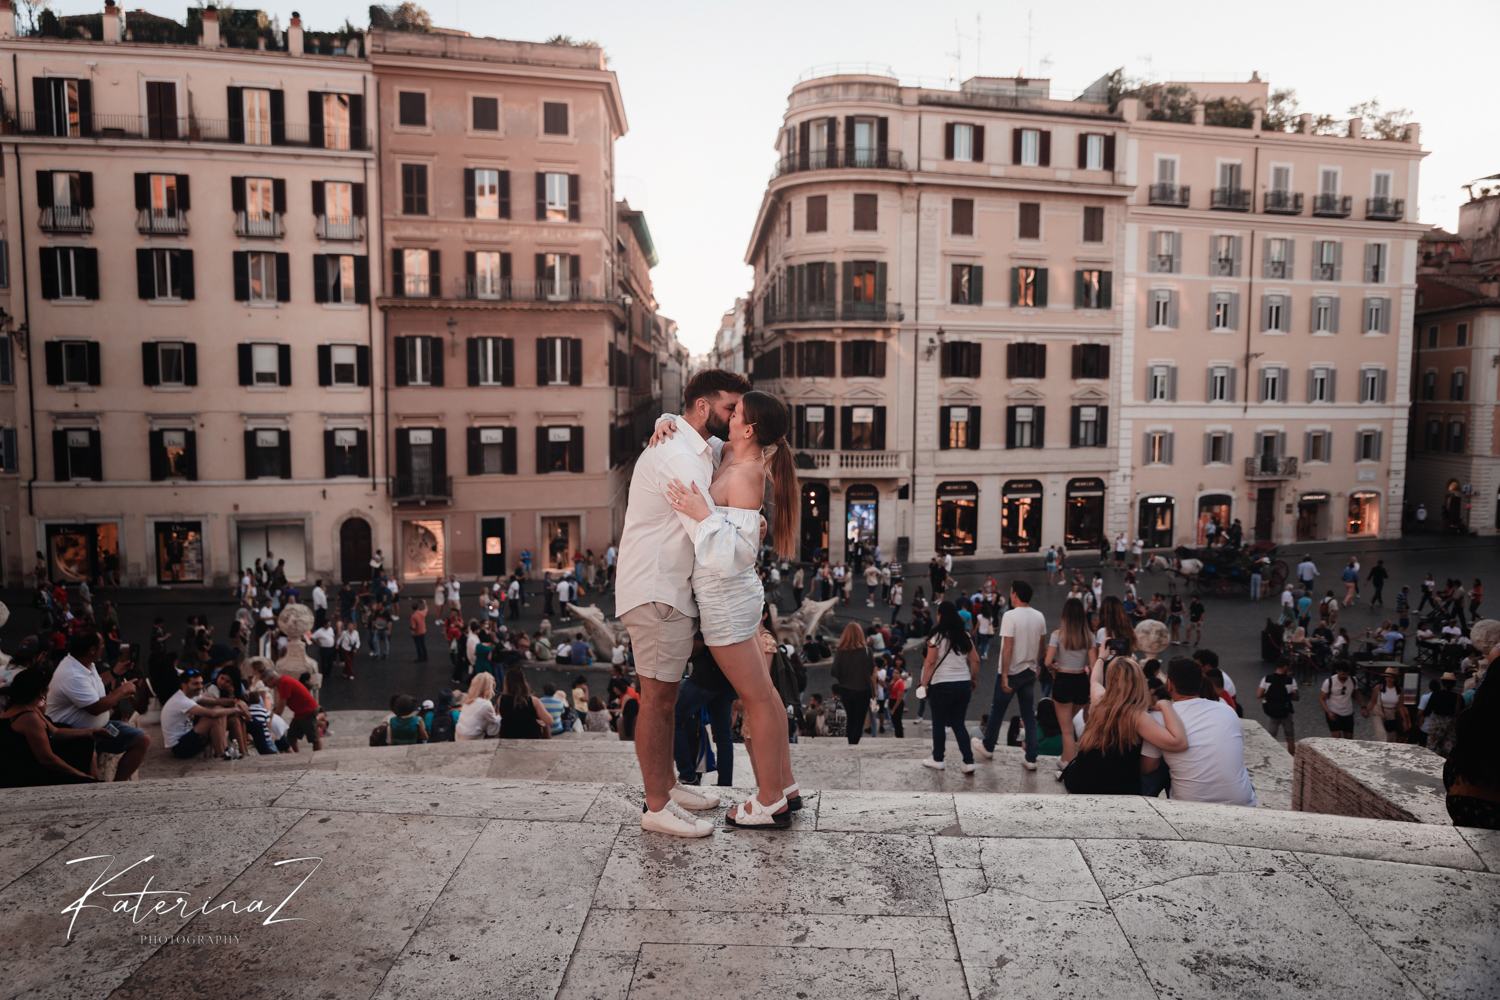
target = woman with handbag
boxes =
[830,622,877,745]
[1363,668,1408,742]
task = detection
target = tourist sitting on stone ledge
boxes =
[1444,661,1498,828]
[1,665,105,786]
[1140,658,1256,806]
[160,669,250,760]
[1061,656,1185,794]
[497,666,553,740]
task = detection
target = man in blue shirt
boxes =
[571,634,593,665]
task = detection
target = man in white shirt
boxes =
[974,580,1046,769]
[616,369,752,837]
[1296,557,1318,587]
[1141,657,1256,805]
[556,576,574,621]
[943,552,953,574]
[604,544,618,592]
[1318,661,1364,738]
[44,630,152,780]
[506,577,523,620]
[311,579,328,626]
[310,621,337,677]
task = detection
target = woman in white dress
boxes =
[665,390,802,828]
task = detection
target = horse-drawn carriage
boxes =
[1156,542,1288,597]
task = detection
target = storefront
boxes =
[1138,495,1175,549]
[800,483,829,562]
[480,517,507,578]
[45,522,119,584]
[936,481,978,555]
[401,519,446,581]
[153,521,204,584]
[1196,494,1233,545]
[1296,493,1330,541]
[1001,479,1043,554]
[541,516,580,570]
[845,484,878,558]
[238,522,307,583]
[1348,491,1380,537]
[1064,478,1106,550]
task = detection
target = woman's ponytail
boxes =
[768,436,799,560]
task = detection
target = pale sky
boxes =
[47,0,1500,353]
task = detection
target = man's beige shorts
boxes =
[619,602,698,683]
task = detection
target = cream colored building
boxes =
[0,4,380,586]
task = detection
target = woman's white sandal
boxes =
[725,794,792,829]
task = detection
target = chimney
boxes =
[288,11,303,56]
[1406,122,1421,146]
[200,6,219,49]
[1117,97,1139,123]
[1299,112,1313,133]
[1192,102,1205,127]
[0,1,15,40]
[345,33,360,58]
[1252,106,1263,132]
[102,2,119,42]
[1348,117,1363,140]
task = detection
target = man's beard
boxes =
[705,413,731,439]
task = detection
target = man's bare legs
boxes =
[712,637,794,809]
[637,677,681,812]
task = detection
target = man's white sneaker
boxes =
[922,757,945,771]
[1021,760,1038,771]
[669,783,722,811]
[641,802,713,838]
[971,737,994,760]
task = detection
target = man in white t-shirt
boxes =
[1140,658,1256,805]
[974,580,1046,769]
[44,629,153,781]
[1319,661,1363,738]
[311,580,328,626]
[161,670,249,759]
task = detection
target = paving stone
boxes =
[372,819,617,1000]
[1149,798,1486,869]
[271,770,603,821]
[0,807,306,998]
[1299,852,1500,1000]
[1110,848,1424,1000]
[592,830,946,917]
[488,748,567,781]
[815,791,958,834]
[627,942,898,999]
[955,792,1182,840]
[1075,839,1304,899]
[1456,825,1500,874]
[935,837,1105,903]
[1,770,305,823]
[9,966,136,1000]
[554,946,638,1000]
[0,818,101,894]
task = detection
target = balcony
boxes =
[1244,455,1299,481]
[1210,187,1252,212]
[1312,194,1352,218]
[764,301,837,325]
[1263,191,1303,215]
[1264,260,1292,280]
[773,148,905,179]
[316,215,365,241]
[137,209,189,235]
[1366,197,1405,221]
[390,474,453,504]
[455,276,513,301]
[38,206,92,233]
[235,212,284,238]
[839,301,904,323]
[794,450,907,477]
[394,278,608,303]
[2,111,371,150]
[1148,183,1190,207]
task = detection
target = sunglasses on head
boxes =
[181,669,202,678]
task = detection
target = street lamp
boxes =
[925,326,945,360]
[446,316,458,355]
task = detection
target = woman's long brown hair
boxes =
[739,390,799,560]
[1076,656,1149,755]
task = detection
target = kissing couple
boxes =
[614,369,802,836]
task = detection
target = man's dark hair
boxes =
[542,683,558,696]
[683,368,752,408]
[1011,579,1033,604]
[1333,658,1354,675]
[1191,648,1219,669]
[1167,657,1203,696]
[67,629,103,660]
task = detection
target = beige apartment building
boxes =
[744,70,1423,562]
[1408,193,1500,534]
[0,4,380,587]
[368,30,645,582]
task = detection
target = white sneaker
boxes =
[1021,760,1038,771]
[641,802,713,838]
[961,762,977,774]
[670,783,722,811]
[922,757,945,771]
[971,737,993,760]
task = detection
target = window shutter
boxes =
[536,337,550,385]
[466,337,480,386]
[1259,369,1269,403]
[52,429,70,481]
[1033,407,1045,448]
[844,115,855,159]
[76,80,93,136]
[1377,369,1388,402]
[465,250,476,285]
[1006,406,1017,448]
[78,249,99,300]
[226,86,244,142]
[1229,293,1241,331]
[429,337,444,386]
[1306,368,1316,404]
[307,90,325,148]
[178,250,195,300]
[390,248,405,298]
[312,255,329,303]
[1166,364,1177,401]
[840,407,853,450]
[393,337,409,385]
[311,180,326,217]
[534,172,547,220]
[349,182,366,218]
[1103,134,1115,170]
[354,256,369,304]
[1009,267,1020,305]
[877,117,889,160]
[1277,431,1287,457]
[467,427,483,474]
[971,265,983,305]
[1012,127,1023,163]
[317,344,332,386]
[1099,271,1112,309]
[430,428,447,484]
[943,123,955,159]
[135,249,154,299]
[1171,233,1183,273]
[1285,240,1296,277]
[72,171,93,210]
[569,338,583,385]
[567,427,583,472]
[236,343,253,385]
[939,343,953,378]
[1203,433,1212,465]
[972,125,984,161]
[1039,130,1051,166]
[230,250,249,301]
[1364,243,1380,282]
[243,430,261,479]
[568,174,581,221]
[840,340,853,377]
[1077,133,1087,169]
[270,177,287,215]
[463,167,476,217]
[353,345,369,387]
[1146,231,1159,273]
[1261,238,1273,279]
[80,341,101,386]
[138,342,160,387]
[395,428,412,481]
[1098,407,1108,446]
[275,252,291,302]
[536,426,548,474]
[1330,242,1343,281]
[429,250,442,299]
[1226,432,1234,463]
[1374,429,1383,460]
[939,406,951,450]
[874,341,887,378]
[323,429,337,478]
[38,248,59,301]
[495,338,513,386]
[1327,368,1337,402]
[1261,295,1272,333]
[1379,298,1391,334]
[873,408,886,450]
[501,428,516,474]
[1070,405,1081,448]
[130,172,152,211]
[1005,342,1017,378]
[1071,344,1082,379]
[1074,271,1085,309]
[268,89,285,145]
[841,261,853,311]
[497,171,511,218]
[967,407,981,449]
[1165,291,1178,329]
[229,175,246,215]
[277,343,292,386]
[1304,431,1314,461]
[1229,236,1242,276]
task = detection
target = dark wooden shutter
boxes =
[277,343,291,386]
[32,78,50,135]
[272,177,287,214]
[1103,134,1116,170]
[1099,346,1111,376]
[1005,343,1018,378]
[392,338,409,386]
[353,256,369,304]
[463,167,476,217]
[840,340,853,377]
[136,249,154,300]
[277,429,291,479]
[77,250,99,300]
[939,406,951,450]
[1070,406,1081,447]
[1039,130,1051,166]
[877,118,888,161]
[395,428,411,481]
[227,86,244,142]
[237,343,253,385]
[944,123,956,159]
[52,430,68,480]
[268,89,285,145]
[1100,271,1112,309]
[230,175,246,214]
[323,429,337,478]
[874,342,887,377]
[840,407,853,450]
[82,342,100,385]
[275,252,291,302]
[939,343,952,378]
[973,126,985,161]
[141,341,160,385]
[355,429,369,477]
[429,250,441,299]
[312,255,328,303]
[968,407,981,449]
[179,250,195,300]
[501,428,517,474]
[466,338,480,386]
[1005,406,1017,448]
[76,172,94,209]
[1034,407,1045,448]
[233,251,250,301]
[568,174,580,221]
[183,430,198,480]
[174,174,190,210]
[568,428,583,472]
[1077,133,1088,169]
[311,180,325,217]
[76,80,92,136]
[428,337,444,386]
[467,427,483,474]
[348,94,365,148]
[183,343,198,385]
[569,338,583,385]
[1071,344,1082,379]
[537,337,550,385]
[307,90,325,148]
[38,247,58,299]
[498,171,510,217]
[1011,128,1023,163]
[536,426,549,474]
[317,344,332,385]
[391,248,404,297]
[873,407,886,450]
[1034,268,1048,308]
[351,182,366,217]
[1097,406,1108,446]
[242,430,257,479]
[430,428,447,484]
[570,254,582,295]
[535,172,546,220]
[355,345,370,386]
[500,338,514,386]
[133,172,150,210]
[1009,267,1020,306]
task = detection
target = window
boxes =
[540,252,575,298]
[538,426,583,472]
[1452,370,1467,401]
[1260,366,1285,403]
[544,172,570,220]
[322,93,352,150]
[795,340,834,377]
[1147,364,1174,401]
[150,249,187,300]
[1314,240,1340,280]
[1208,365,1235,402]
[1271,164,1291,194]
[472,96,499,132]
[1218,161,1242,189]
[1320,168,1340,196]
[319,255,357,303]
[403,336,435,386]
[784,203,791,237]
[1365,243,1386,283]
[843,406,883,450]
[1018,203,1041,239]
[1363,297,1391,334]
[952,198,973,236]
[1425,418,1443,451]
[1358,429,1383,461]
[54,340,92,385]
[1306,430,1331,463]
[158,428,191,479]
[402,164,429,215]
[1083,206,1104,243]
[853,193,878,231]
[942,341,981,378]
[40,77,83,138]
[329,428,363,477]
[1458,323,1469,347]
[1148,230,1180,272]
[1074,344,1108,380]
[807,195,828,233]
[1071,405,1105,447]
[398,91,426,127]
[59,428,99,480]
[1262,294,1288,333]
[242,177,276,221]
[471,251,506,298]
[1210,292,1239,331]
[1018,129,1040,166]
[1013,267,1042,307]
[403,248,432,297]
[472,168,501,219]
[1428,325,1439,349]
[1422,370,1437,400]
[1151,289,1176,328]
[1309,367,1333,403]
[1373,171,1393,200]
[1083,134,1105,171]
[247,252,278,302]
[146,173,179,216]
[1448,421,1466,454]
[796,405,833,449]
[847,261,879,303]
[1156,157,1178,185]
[41,247,96,300]
[540,337,582,385]
[248,343,279,385]
[1076,270,1108,309]
[1360,367,1387,403]
[1205,431,1231,464]
[243,88,272,145]
[327,345,358,386]
[1146,431,1172,464]
[951,264,982,305]
[466,427,512,475]
[1265,238,1290,278]
[951,123,975,161]
[1008,342,1046,379]
[470,337,511,386]
[1006,405,1042,449]
[1312,296,1338,334]
[941,405,977,449]
[543,102,569,135]
[156,342,186,385]
[249,428,288,479]
[842,340,883,377]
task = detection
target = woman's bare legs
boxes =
[1055,702,1078,765]
[710,636,794,810]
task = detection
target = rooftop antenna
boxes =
[1138,53,1155,83]
[1026,10,1033,77]
[974,12,982,79]
[1039,55,1054,79]
[947,19,962,85]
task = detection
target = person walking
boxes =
[1363,668,1408,743]
[1257,659,1299,755]
[973,580,1044,770]
[1044,597,1094,777]
[920,602,980,772]
[409,600,428,662]
[1341,559,1359,607]
[830,623,877,745]
[1318,661,1364,739]
[1368,560,1388,608]
[1417,573,1436,612]
[1187,595,1205,647]
[1296,556,1319,590]
[337,620,361,679]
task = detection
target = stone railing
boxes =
[1292,738,1449,824]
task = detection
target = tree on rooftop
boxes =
[1347,99,1412,141]
[1262,89,1301,132]
[1203,96,1254,129]
[369,3,431,31]
[544,34,609,64]
[16,0,52,36]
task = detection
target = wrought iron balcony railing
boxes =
[137,209,188,235]
[1366,197,1405,221]
[1263,191,1303,215]
[1312,194,1352,218]
[1244,455,1298,480]
[1211,187,1252,212]
[38,206,92,233]
[1148,183,1190,207]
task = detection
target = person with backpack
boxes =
[424,691,459,742]
[1257,658,1299,754]
[385,694,428,745]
